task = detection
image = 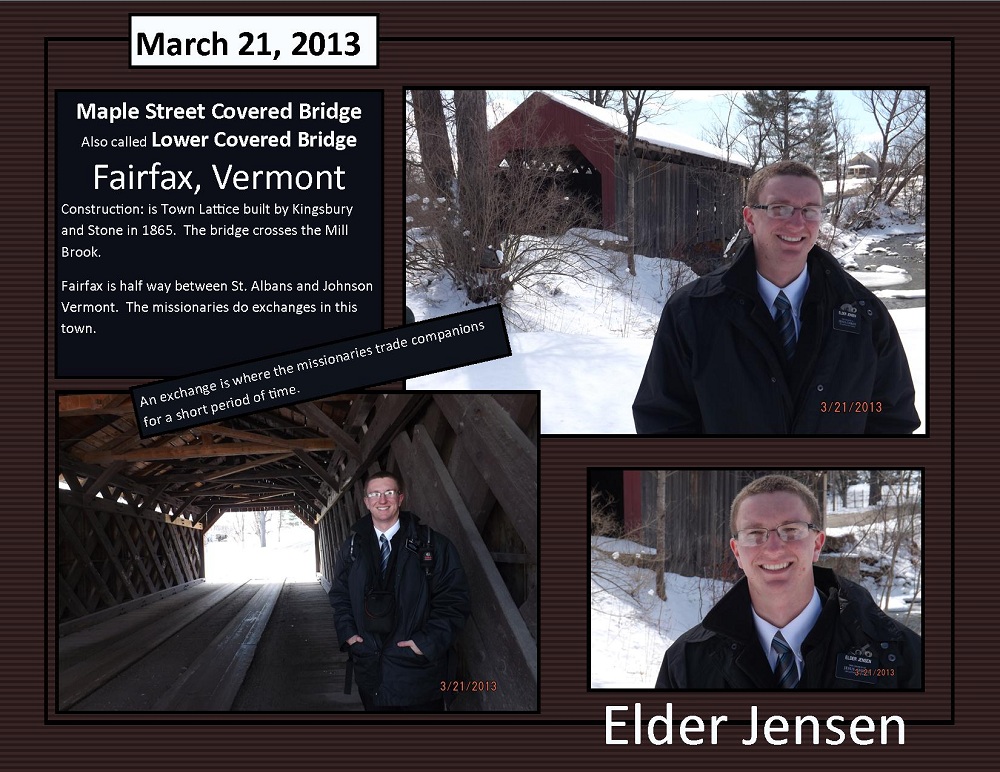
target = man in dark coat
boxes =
[633,160,919,434]
[329,471,470,711]
[655,475,921,689]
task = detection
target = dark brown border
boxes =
[1,1,986,769]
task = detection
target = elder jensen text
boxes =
[605,704,905,746]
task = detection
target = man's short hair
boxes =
[366,470,404,493]
[730,474,823,535]
[745,160,824,206]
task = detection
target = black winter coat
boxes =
[633,241,920,434]
[655,567,922,689]
[329,511,470,707]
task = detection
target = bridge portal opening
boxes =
[205,510,316,583]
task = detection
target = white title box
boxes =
[130,15,378,67]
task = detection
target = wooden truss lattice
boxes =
[58,495,202,623]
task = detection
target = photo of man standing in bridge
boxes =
[329,471,471,712]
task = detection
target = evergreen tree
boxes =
[804,90,837,176]
[743,89,810,164]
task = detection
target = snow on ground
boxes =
[591,537,730,688]
[822,177,871,195]
[874,288,926,299]
[824,480,923,611]
[407,221,926,434]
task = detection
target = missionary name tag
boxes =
[833,303,861,334]
[835,652,879,684]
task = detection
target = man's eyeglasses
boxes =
[749,204,828,222]
[365,489,399,499]
[733,522,820,547]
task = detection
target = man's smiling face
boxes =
[743,174,823,287]
[364,475,404,529]
[730,490,825,625]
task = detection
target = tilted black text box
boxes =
[131,305,509,437]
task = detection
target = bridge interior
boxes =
[56,392,539,712]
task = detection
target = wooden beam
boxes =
[58,394,134,416]
[395,428,537,709]
[447,434,496,532]
[81,509,142,603]
[292,475,324,509]
[111,510,159,598]
[165,518,199,582]
[489,552,535,564]
[214,499,303,511]
[83,461,126,503]
[80,438,335,464]
[292,448,340,490]
[359,394,430,463]
[144,468,314,484]
[137,482,169,513]
[57,507,119,610]
[61,455,197,515]
[190,452,296,484]
[342,394,377,433]
[194,423,323,451]
[296,402,362,460]
[434,394,538,560]
[492,393,539,437]
[59,491,203,529]
[132,514,172,589]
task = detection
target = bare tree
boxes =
[407,90,500,301]
[619,90,649,276]
[454,90,492,275]
[249,510,271,548]
[824,103,856,231]
[867,470,884,506]
[406,92,605,309]
[230,511,246,543]
[830,469,860,509]
[832,471,921,616]
[411,89,455,204]
[562,89,619,110]
[618,90,676,275]
[702,93,749,167]
[851,90,926,226]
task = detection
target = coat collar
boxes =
[689,239,860,302]
[351,509,420,537]
[701,566,844,642]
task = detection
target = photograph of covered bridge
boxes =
[55,391,537,713]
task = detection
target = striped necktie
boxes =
[774,291,796,360]
[379,534,390,576]
[772,631,799,688]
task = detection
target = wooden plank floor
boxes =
[232,579,361,711]
[59,581,250,710]
[59,578,360,712]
